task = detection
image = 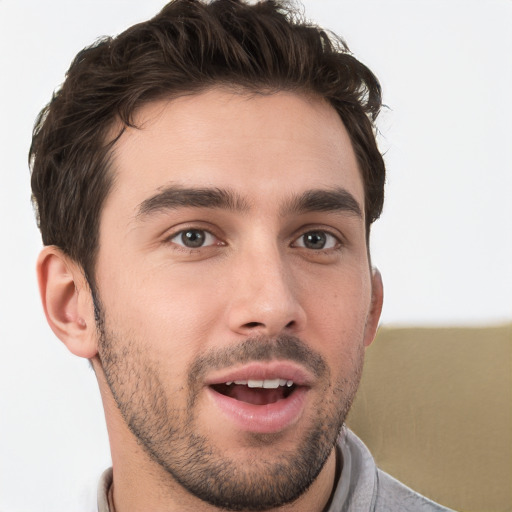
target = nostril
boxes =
[242,320,296,331]
[244,322,264,329]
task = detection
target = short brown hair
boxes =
[30,0,385,285]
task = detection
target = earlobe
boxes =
[37,246,98,359]
[363,267,384,348]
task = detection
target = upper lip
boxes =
[204,361,314,387]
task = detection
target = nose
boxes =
[226,245,307,337]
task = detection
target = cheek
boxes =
[98,261,226,357]
[304,268,371,352]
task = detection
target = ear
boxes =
[363,267,383,348]
[37,246,98,359]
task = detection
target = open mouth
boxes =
[206,367,310,433]
[210,379,298,405]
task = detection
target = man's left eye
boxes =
[293,230,339,250]
[170,229,217,248]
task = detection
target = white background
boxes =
[1,1,511,510]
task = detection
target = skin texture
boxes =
[37,89,383,512]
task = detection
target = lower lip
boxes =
[206,386,308,434]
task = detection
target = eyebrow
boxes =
[136,186,249,218]
[136,184,362,221]
[281,188,363,218]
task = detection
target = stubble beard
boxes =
[96,306,364,511]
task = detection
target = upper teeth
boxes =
[225,379,294,388]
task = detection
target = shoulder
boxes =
[374,469,456,512]
[340,429,456,512]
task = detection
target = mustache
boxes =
[188,334,328,385]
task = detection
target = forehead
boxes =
[105,88,364,220]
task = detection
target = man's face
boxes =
[94,89,380,510]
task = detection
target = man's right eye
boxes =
[170,229,217,248]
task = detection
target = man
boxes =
[30,0,454,510]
